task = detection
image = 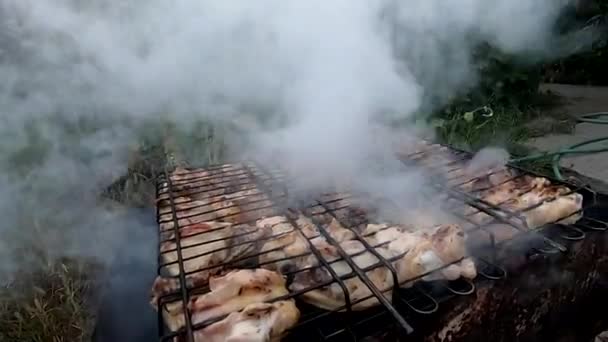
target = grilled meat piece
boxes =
[155,269,290,334]
[459,257,477,279]
[149,272,211,310]
[159,222,233,278]
[158,190,262,226]
[159,205,242,231]
[290,240,393,311]
[379,224,474,285]
[256,214,356,274]
[291,223,474,311]
[324,217,356,242]
[415,146,464,172]
[501,183,582,227]
[474,176,546,205]
[428,224,466,262]
[256,216,314,273]
[150,275,203,333]
[189,269,289,326]
[159,221,265,283]
[454,167,516,192]
[466,176,583,228]
[194,300,300,342]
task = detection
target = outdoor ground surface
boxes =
[529,83,608,182]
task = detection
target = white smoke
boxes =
[0,0,571,276]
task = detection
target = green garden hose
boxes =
[510,112,608,180]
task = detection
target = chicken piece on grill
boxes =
[257,216,306,273]
[362,223,391,236]
[149,272,210,310]
[256,214,351,274]
[465,176,583,228]
[159,222,233,278]
[459,257,477,279]
[194,300,300,342]
[428,224,466,262]
[323,217,356,242]
[158,190,262,225]
[159,188,265,230]
[392,239,441,284]
[290,240,394,311]
[369,226,403,246]
[377,224,474,285]
[362,222,474,286]
[189,269,289,326]
[415,147,464,173]
[501,183,582,228]
[154,269,290,334]
[454,167,516,192]
[383,229,424,253]
[476,176,545,205]
[159,203,243,231]
[169,170,250,194]
[150,273,213,333]
[294,214,321,238]
[168,166,219,182]
[160,222,265,281]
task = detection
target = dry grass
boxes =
[0,258,103,342]
[0,119,232,342]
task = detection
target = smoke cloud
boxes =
[0,0,571,278]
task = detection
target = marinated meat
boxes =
[159,222,233,278]
[500,182,582,227]
[378,224,474,285]
[257,216,306,273]
[194,300,300,342]
[159,222,264,283]
[189,269,289,326]
[466,176,583,228]
[154,269,290,334]
[290,240,393,311]
[324,218,356,242]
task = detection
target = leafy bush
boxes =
[542,0,608,85]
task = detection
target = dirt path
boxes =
[529,83,608,182]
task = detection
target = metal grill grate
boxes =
[153,141,608,342]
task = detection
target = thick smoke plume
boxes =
[0,0,571,279]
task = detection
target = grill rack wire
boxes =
[154,141,608,342]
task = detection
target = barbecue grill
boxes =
[153,140,608,342]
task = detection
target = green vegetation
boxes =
[429,45,572,154]
[432,94,572,153]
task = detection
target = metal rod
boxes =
[162,169,195,342]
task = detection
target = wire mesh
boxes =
[153,142,607,342]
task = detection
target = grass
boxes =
[432,90,574,156]
[0,118,233,342]
[0,257,103,342]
